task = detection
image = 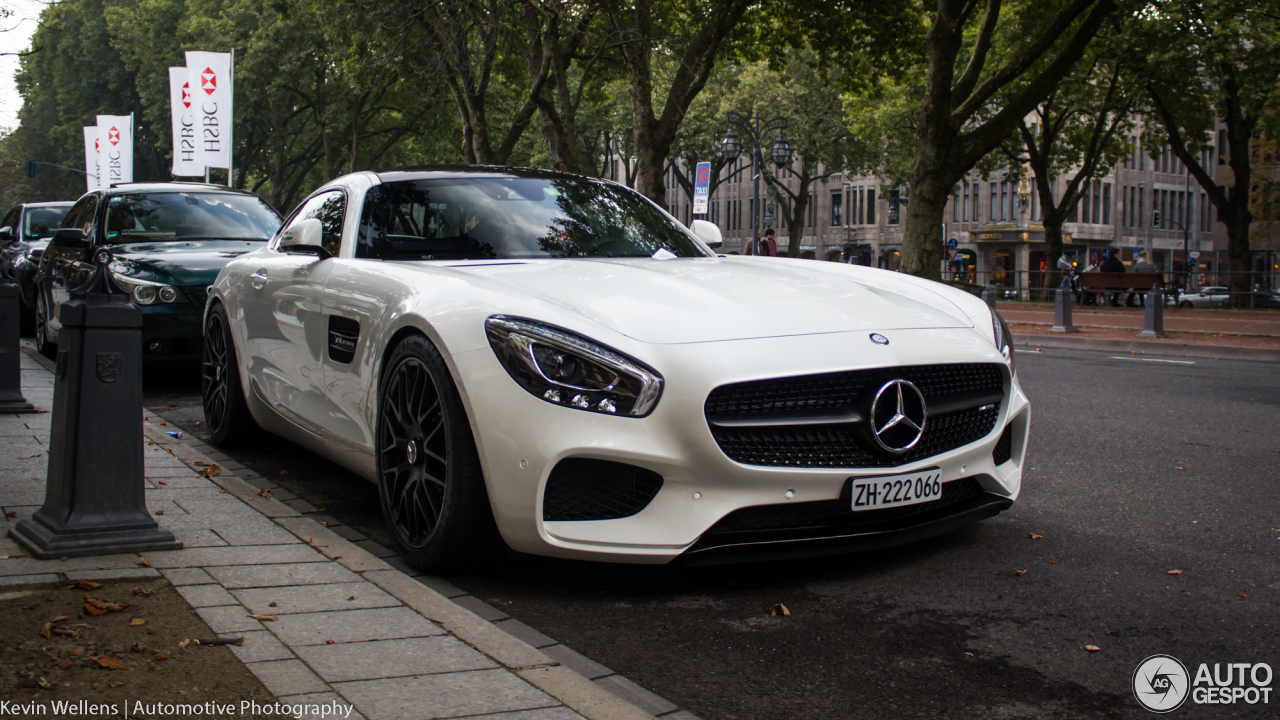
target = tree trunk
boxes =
[1042,213,1066,297]
[901,172,949,277]
[1225,215,1253,305]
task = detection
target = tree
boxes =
[1139,0,1280,304]
[599,0,752,203]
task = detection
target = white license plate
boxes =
[850,469,943,511]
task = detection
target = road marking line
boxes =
[1109,356,1196,365]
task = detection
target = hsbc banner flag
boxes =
[82,126,101,191]
[96,115,134,186]
[169,67,203,177]
[185,51,232,169]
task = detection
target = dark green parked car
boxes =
[36,182,281,364]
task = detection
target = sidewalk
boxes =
[0,347,678,720]
[997,302,1280,361]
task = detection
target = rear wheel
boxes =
[1179,301,1192,309]
[376,334,497,571]
[201,302,260,446]
[34,293,55,359]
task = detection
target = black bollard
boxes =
[1049,276,1079,333]
[981,284,998,310]
[10,248,180,559]
[1138,287,1167,339]
[0,279,35,413]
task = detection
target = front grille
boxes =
[992,423,1013,466]
[543,458,664,521]
[690,476,990,551]
[705,364,1004,468]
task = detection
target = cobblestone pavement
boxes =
[1,348,672,720]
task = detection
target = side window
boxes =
[62,196,99,237]
[281,191,345,256]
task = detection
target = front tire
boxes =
[376,334,496,572]
[201,302,260,446]
[34,293,55,359]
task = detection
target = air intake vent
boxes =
[543,458,664,521]
[992,424,1013,466]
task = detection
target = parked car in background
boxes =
[0,201,75,334]
[203,168,1029,572]
[35,183,281,364]
[1253,289,1280,309]
[1176,286,1230,308]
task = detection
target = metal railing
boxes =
[943,270,1279,308]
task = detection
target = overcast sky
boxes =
[1,0,49,131]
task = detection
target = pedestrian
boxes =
[1128,250,1156,307]
[1099,249,1126,306]
[760,228,778,257]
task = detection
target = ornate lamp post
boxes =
[720,112,791,255]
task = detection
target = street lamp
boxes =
[721,111,791,255]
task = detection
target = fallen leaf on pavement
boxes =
[153,654,169,661]
[68,647,85,657]
[307,508,326,513]
[37,678,54,690]
[319,521,328,526]
[771,603,790,617]
[131,587,153,597]
[258,488,273,499]
[59,661,73,669]
[18,454,41,459]
[279,470,288,476]
[195,461,210,466]
[155,509,165,515]
[1015,569,1028,576]
[67,580,102,590]
[92,654,128,670]
[1239,593,1249,599]
[157,480,168,485]
[129,619,146,627]
[108,681,124,688]
[4,511,15,518]
[39,623,54,639]
[1167,570,1183,575]
[347,595,355,601]
[83,596,137,615]
[248,615,278,621]
[326,639,335,644]
[1175,466,1187,470]
[49,614,69,623]
[1085,645,1101,652]
[137,557,150,567]
[198,464,222,478]
[129,642,141,653]
[96,566,110,570]
[178,640,191,649]
[1028,533,1044,540]
[305,536,312,544]
[333,556,342,560]
[268,602,278,607]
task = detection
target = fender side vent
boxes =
[543,458,664,521]
[328,315,360,364]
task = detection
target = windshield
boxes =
[25,206,71,240]
[356,177,709,260]
[105,192,281,244]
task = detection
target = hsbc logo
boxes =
[107,127,120,146]
[182,82,192,108]
[201,67,217,95]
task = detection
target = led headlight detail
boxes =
[991,309,1015,373]
[109,272,187,306]
[485,316,663,417]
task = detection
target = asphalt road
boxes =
[144,347,1279,719]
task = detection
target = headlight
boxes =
[485,316,663,417]
[991,309,1015,373]
[109,272,188,306]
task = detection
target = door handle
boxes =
[250,269,268,289]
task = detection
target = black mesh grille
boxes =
[328,316,360,364]
[992,423,1013,466]
[543,458,664,521]
[705,364,1004,469]
[691,477,989,551]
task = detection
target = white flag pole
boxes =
[228,47,235,187]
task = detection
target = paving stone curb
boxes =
[1015,334,1280,361]
[9,343,698,720]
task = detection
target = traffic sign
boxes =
[693,161,711,215]
[947,238,958,249]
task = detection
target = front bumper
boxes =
[453,327,1030,564]
[139,300,205,363]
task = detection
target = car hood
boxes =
[109,239,266,286]
[444,257,973,344]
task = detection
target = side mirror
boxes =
[0,227,12,243]
[690,219,723,250]
[51,228,88,249]
[279,218,330,259]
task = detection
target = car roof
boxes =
[100,182,264,198]
[372,165,602,184]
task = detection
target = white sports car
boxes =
[203,168,1030,570]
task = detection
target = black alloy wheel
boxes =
[377,334,495,571]
[201,303,259,446]
[34,293,55,360]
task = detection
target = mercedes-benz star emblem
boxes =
[869,333,889,345]
[870,380,927,454]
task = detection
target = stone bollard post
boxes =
[1137,287,1167,339]
[1049,276,1079,333]
[10,248,180,559]
[0,279,35,413]
[981,285,998,310]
